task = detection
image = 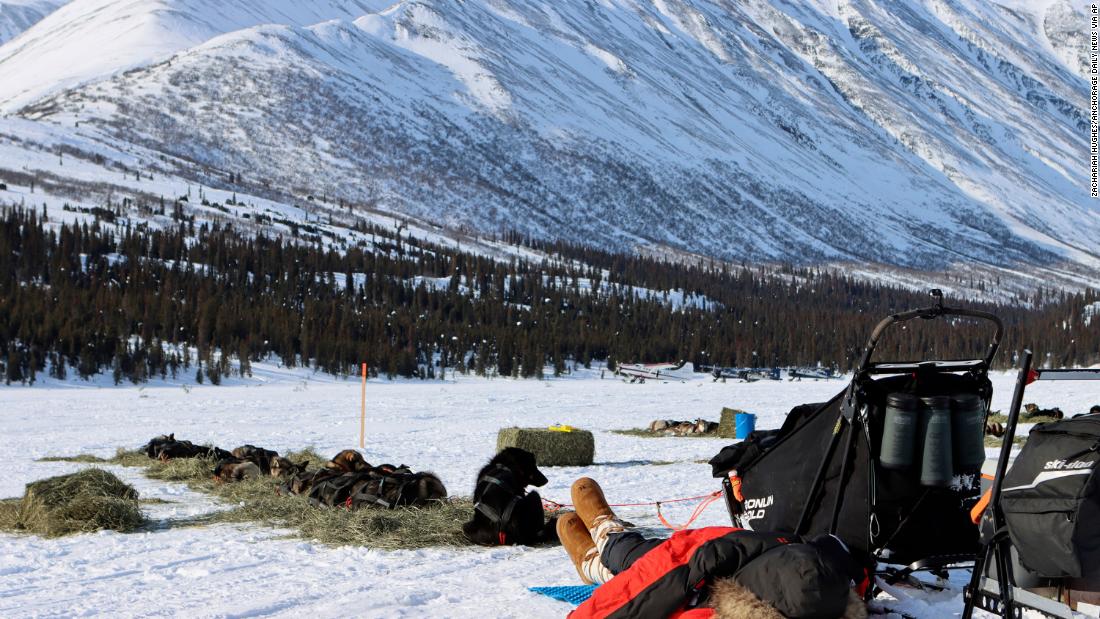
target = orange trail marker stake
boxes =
[359,363,367,449]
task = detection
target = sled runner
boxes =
[711,291,1003,572]
[962,350,1100,619]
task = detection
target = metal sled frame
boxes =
[720,294,1006,548]
[719,293,1007,589]
[795,294,1003,539]
[962,350,1100,619]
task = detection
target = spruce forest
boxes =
[1,207,1097,385]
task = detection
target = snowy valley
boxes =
[1,1,1099,618]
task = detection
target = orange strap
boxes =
[971,488,992,525]
[542,491,722,511]
[543,490,724,531]
[729,473,744,502]
[656,492,722,531]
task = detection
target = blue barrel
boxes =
[735,413,756,439]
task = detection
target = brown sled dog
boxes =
[213,458,262,482]
[280,449,364,496]
[341,469,448,509]
[144,434,231,461]
[141,434,177,458]
[281,468,338,496]
[279,448,369,496]
[231,445,281,475]
[269,456,308,478]
[324,449,370,473]
[309,467,448,509]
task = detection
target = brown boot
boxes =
[572,477,615,530]
[557,512,596,585]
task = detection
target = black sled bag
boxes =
[1001,415,1100,578]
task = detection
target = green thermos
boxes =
[952,394,987,472]
[919,396,954,487]
[880,393,920,470]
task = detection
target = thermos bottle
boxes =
[880,393,920,470]
[952,394,987,472]
[919,395,954,486]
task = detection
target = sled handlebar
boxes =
[856,304,1004,373]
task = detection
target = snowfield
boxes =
[2,368,1099,618]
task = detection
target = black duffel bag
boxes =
[1001,415,1100,578]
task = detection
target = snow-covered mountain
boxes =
[0,0,1096,276]
[0,0,388,109]
[0,0,66,45]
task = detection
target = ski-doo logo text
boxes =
[1044,459,1094,471]
[742,495,774,523]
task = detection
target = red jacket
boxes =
[569,527,788,619]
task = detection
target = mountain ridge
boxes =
[0,0,66,45]
[1,0,1096,275]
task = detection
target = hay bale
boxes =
[718,408,746,439]
[0,499,20,531]
[15,469,143,537]
[496,427,594,467]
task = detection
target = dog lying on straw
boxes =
[281,449,447,509]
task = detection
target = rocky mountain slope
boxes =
[0,0,66,45]
[0,0,1095,277]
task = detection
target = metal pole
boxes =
[359,362,367,449]
[962,350,1032,619]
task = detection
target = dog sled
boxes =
[963,351,1100,619]
[711,292,1002,574]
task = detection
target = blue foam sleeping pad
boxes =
[529,584,599,605]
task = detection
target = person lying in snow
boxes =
[558,477,867,619]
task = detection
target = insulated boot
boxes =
[557,512,596,585]
[572,477,615,529]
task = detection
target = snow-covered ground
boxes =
[2,369,1098,618]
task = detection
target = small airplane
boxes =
[736,367,781,382]
[615,361,695,383]
[699,366,781,382]
[787,367,838,381]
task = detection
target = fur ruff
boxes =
[709,578,867,619]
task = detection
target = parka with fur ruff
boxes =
[709,579,867,619]
[569,526,867,619]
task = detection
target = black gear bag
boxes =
[1000,415,1100,579]
[963,355,1100,619]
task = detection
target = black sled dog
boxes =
[463,447,558,546]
